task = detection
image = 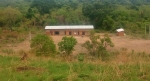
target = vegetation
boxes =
[30,34,56,56]
[83,30,114,60]
[0,48,150,81]
[0,0,150,35]
[58,36,77,55]
[1,0,150,80]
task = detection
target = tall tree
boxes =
[82,1,116,30]
[31,0,57,15]
[26,8,35,19]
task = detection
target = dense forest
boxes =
[0,0,150,34]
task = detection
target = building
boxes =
[45,25,94,36]
[116,28,125,36]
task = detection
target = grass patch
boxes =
[0,50,150,81]
[1,49,15,55]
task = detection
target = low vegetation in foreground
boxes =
[0,49,150,81]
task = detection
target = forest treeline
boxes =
[0,0,150,33]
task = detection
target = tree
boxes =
[26,8,35,20]
[3,6,22,30]
[82,1,116,30]
[0,10,5,27]
[58,36,77,55]
[82,30,114,60]
[30,34,56,56]
[31,0,57,15]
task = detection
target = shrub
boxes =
[78,53,85,62]
[30,34,56,56]
[82,30,114,60]
[58,36,77,55]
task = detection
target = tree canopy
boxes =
[0,0,150,33]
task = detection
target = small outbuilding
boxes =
[116,28,125,36]
[45,25,94,36]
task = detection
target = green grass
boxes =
[0,53,150,81]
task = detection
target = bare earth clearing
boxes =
[52,34,150,54]
[3,33,150,54]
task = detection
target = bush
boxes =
[58,36,77,55]
[30,34,56,56]
[78,53,85,62]
[82,30,114,60]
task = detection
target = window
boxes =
[55,31,59,35]
[69,31,72,35]
[82,31,85,35]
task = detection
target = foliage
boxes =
[58,36,77,55]
[1,0,150,36]
[30,34,56,56]
[0,6,22,30]
[77,53,85,62]
[83,30,114,60]
[82,1,116,30]
[1,51,150,81]
[31,0,57,15]
[26,8,35,19]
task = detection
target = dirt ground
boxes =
[52,34,150,54]
[53,34,150,53]
[2,33,150,55]
[110,35,150,53]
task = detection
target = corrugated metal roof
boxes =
[45,25,94,29]
[116,28,124,32]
